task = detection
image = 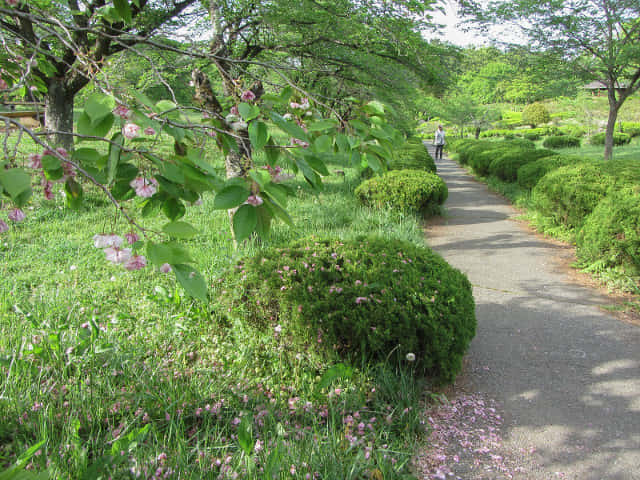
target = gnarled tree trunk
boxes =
[44,77,75,152]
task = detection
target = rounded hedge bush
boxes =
[390,143,436,173]
[516,154,581,190]
[542,135,581,149]
[531,163,616,229]
[355,169,447,213]
[589,132,632,146]
[488,148,557,182]
[466,140,534,177]
[522,102,550,127]
[215,236,476,382]
[576,187,640,278]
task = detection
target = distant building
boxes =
[583,80,629,96]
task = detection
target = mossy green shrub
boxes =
[455,140,494,165]
[446,138,473,155]
[523,132,541,141]
[621,122,640,138]
[489,148,558,182]
[557,125,586,137]
[531,163,616,229]
[542,135,581,149]
[355,169,447,213]
[465,139,534,176]
[216,237,477,382]
[576,187,640,279]
[522,102,550,127]
[516,154,582,190]
[589,132,632,146]
[390,143,436,173]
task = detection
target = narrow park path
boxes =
[417,145,640,480]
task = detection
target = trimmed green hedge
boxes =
[355,169,447,213]
[589,132,632,146]
[577,187,640,279]
[216,237,477,382]
[390,143,436,173]
[542,135,581,149]
[531,163,616,229]
[489,148,557,182]
[516,154,582,190]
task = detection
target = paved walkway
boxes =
[420,146,640,479]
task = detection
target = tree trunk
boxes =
[604,93,619,161]
[475,127,480,139]
[45,78,75,151]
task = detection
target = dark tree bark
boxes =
[44,78,76,151]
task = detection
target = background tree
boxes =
[461,0,640,159]
[522,102,550,127]
[0,0,199,150]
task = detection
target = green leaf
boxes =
[238,102,260,121]
[161,163,186,184]
[264,138,280,164]
[304,154,330,176]
[111,180,134,201]
[248,121,269,151]
[367,154,383,173]
[270,112,309,142]
[162,198,186,220]
[173,264,207,302]
[107,133,124,184]
[41,154,64,181]
[64,177,83,210]
[76,111,114,139]
[255,205,272,237]
[248,169,271,188]
[279,86,293,102]
[317,363,353,391]
[233,204,257,242]
[131,90,154,108]
[84,93,116,126]
[313,135,332,153]
[335,134,350,153]
[295,158,323,190]
[237,417,255,456]
[363,100,386,116]
[262,183,290,210]
[307,119,338,132]
[162,221,199,239]
[73,148,105,168]
[155,100,176,113]
[0,168,32,207]
[213,185,250,210]
[147,242,193,267]
[111,0,132,23]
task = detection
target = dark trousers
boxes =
[434,144,444,160]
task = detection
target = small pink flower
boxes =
[355,297,368,304]
[8,208,25,222]
[291,138,309,148]
[104,247,132,264]
[230,105,239,116]
[43,182,54,200]
[27,153,42,168]
[113,105,132,119]
[160,263,172,273]
[143,127,156,136]
[125,232,139,244]
[246,195,263,206]
[290,465,296,475]
[241,90,256,102]
[93,234,123,249]
[290,102,301,109]
[0,219,8,233]
[0,77,7,90]
[129,177,157,197]
[123,255,147,271]
[56,147,68,158]
[122,122,140,139]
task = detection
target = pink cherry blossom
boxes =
[143,127,156,136]
[129,177,157,197]
[124,255,147,271]
[291,138,309,148]
[104,247,132,264]
[300,98,310,109]
[43,181,54,200]
[0,220,8,233]
[125,232,139,244]
[113,105,132,119]
[355,296,368,304]
[8,208,25,222]
[27,153,42,168]
[241,90,256,102]
[122,122,140,139]
[93,234,123,249]
[290,102,301,109]
[246,195,263,206]
[230,105,239,116]
[159,263,172,273]
[56,147,68,158]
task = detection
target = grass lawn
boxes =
[0,133,437,479]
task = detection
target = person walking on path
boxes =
[434,125,446,160]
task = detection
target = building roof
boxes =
[583,80,629,90]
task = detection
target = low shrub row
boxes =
[355,169,448,213]
[449,138,640,285]
[589,132,632,146]
[542,135,581,148]
[390,142,437,173]
[217,237,476,383]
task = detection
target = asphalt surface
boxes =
[421,146,640,479]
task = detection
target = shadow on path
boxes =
[419,145,640,480]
